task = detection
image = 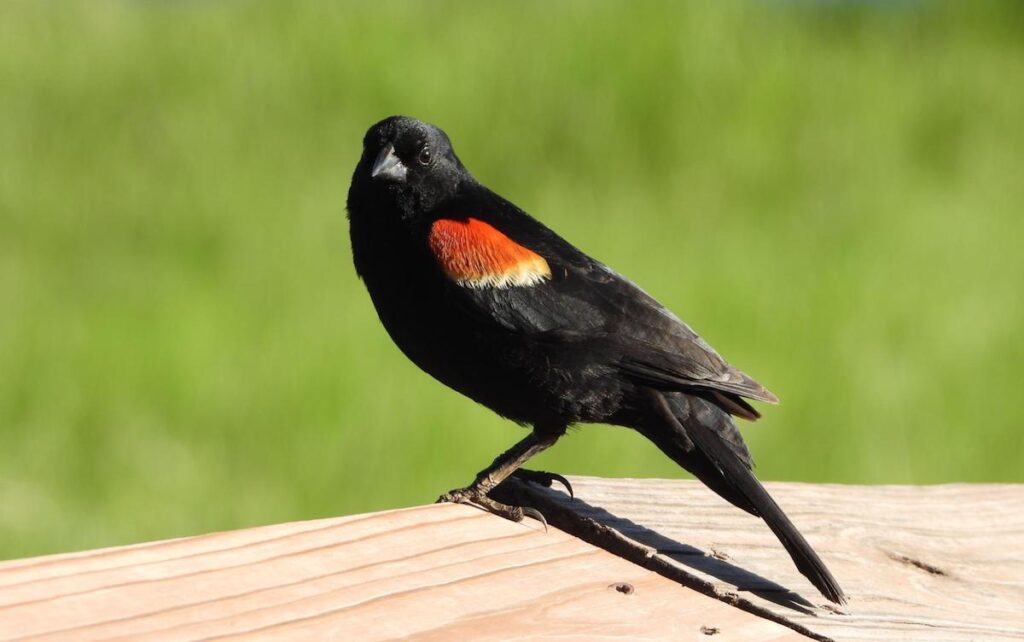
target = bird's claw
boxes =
[521,506,548,531]
[437,487,548,530]
[512,468,574,498]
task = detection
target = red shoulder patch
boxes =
[428,218,551,288]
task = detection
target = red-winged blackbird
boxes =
[347,116,845,604]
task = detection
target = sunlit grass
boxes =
[0,0,1021,559]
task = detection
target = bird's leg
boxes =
[438,430,562,523]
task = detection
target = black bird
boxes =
[346,116,845,604]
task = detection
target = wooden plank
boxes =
[0,502,805,641]
[3,479,1020,641]
[504,477,1024,642]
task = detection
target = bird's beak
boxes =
[370,144,407,182]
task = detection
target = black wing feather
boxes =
[439,189,778,409]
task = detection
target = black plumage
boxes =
[346,116,845,604]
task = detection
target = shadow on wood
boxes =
[495,477,822,612]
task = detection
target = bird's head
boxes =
[351,116,469,220]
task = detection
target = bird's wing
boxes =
[425,201,777,406]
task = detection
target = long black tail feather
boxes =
[645,391,846,605]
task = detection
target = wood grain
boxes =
[0,501,803,641]
[502,477,1024,642]
[2,478,1021,641]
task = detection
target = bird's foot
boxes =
[437,486,548,529]
[510,468,574,498]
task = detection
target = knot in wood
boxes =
[609,582,635,595]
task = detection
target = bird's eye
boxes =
[417,146,432,165]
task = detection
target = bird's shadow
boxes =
[494,478,819,616]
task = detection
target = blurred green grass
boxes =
[1,1,1022,559]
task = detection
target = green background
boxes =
[1,1,1022,560]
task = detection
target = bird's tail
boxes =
[643,391,846,604]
